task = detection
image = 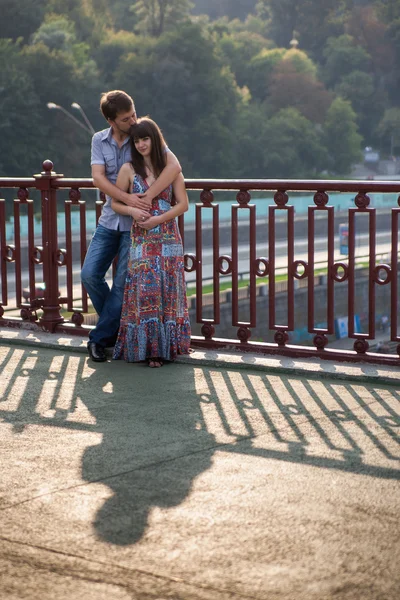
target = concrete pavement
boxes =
[0,327,399,599]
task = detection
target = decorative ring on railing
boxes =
[236,190,251,205]
[314,334,329,349]
[331,262,349,282]
[200,189,214,206]
[313,191,329,207]
[397,344,400,356]
[373,264,391,285]
[56,248,67,267]
[354,339,369,354]
[274,330,289,346]
[32,246,43,265]
[201,323,215,339]
[5,245,15,262]
[17,187,29,202]
[99,191,106,202]
[255,257,269,277]
[217,255,232,275]
[0,306,4,318]
[237,327,251,342]
[71,311,84,326]
[354,192,370,209]
[291,260,308,280]
[69,188,81,202]
[184,253,197,272]
[274,191,289,206]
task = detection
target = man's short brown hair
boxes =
[99,90,134,121]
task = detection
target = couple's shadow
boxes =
[79,359,215,546]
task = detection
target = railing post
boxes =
[34,160,64,332]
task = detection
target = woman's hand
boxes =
[131,207,151,222]
[139,215,162,230]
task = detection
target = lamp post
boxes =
[46,102,100,201]
[71,102,96,135]
[46,102,93,136]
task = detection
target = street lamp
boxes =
[71,102,95,135]
[46,101,100,201]
[46,102,93,136]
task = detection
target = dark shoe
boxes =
[87,342,107,362]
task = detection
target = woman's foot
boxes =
[148,358,163,368]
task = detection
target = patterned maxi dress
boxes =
[113,174,191,362]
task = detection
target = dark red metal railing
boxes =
[0,160,399,365]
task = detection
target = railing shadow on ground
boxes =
[0,344,399,546]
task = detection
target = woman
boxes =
[111,117,191,367]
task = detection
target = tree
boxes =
[216,30,273,88]
[334,70,383,143]
[281,47,317,77]
[247,47,286,101]
[112,22,242,176]
[94,30,156,83]
[44,0,95,42]
[377,108,400,157]
[323,97,362,175]
[0,0,45,42]
[0,40,44,175]
[132,0,194,37]
[32,15,77,52]
[321,34,371,88]
[192,0,257,21]
[234,105,329,178]
[269,60,332,123]
[376,0,400,103]
[256,0,349,56]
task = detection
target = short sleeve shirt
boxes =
[91,127,133,231]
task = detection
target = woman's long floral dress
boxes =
[113,174,191,362]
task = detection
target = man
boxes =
[81,90,181,362]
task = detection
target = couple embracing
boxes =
[81,90,191,368]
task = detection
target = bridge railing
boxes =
[1,160,399,365]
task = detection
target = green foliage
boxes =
[94,30,156,83]
[32,15,77,51]
[132,0,194,36]
[111,22,242,176]
[323,97,363,174]
[282,48,317,78]
[234,105,329,178]
[377,107,400,154]
[216,30,273,88]
[0,0,397,178]
[45,0,95,41]
[256,0,349,57]
[247,47,286,101]
[0,40,43,175]
[0,0,45,41]
[334,70,381,142]
[322,34,371,87]
[193,0,257,21]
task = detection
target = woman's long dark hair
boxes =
[129,117,167,180]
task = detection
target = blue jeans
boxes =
[81,225,131,347]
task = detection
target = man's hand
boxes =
[123,192,152,211]
[137,191,153,204]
